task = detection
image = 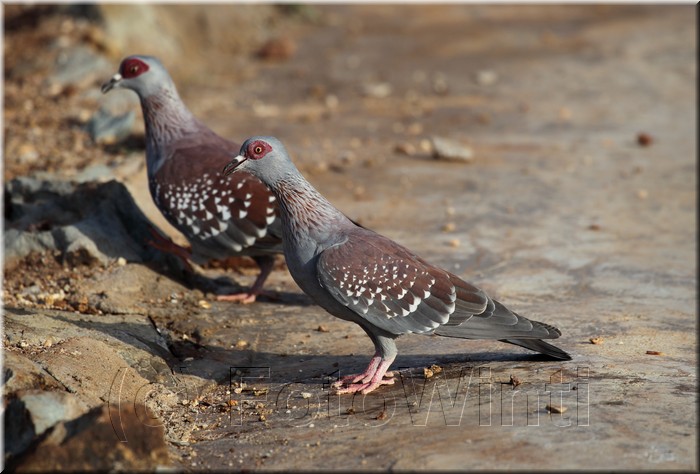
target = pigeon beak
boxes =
[101,73,122,94]
[223,155,248,176]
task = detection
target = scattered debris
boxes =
[476,69,498,86]
[559,107,572,121]
[235,340,249,349]
[590,337,605,345]
[442,222,456,232]
[394,142,416,156]
[637,132,653,147]
[509,375,522,388]
[257,36,297,61]
[361,82,393,99]
[431,136,474,162]
[198,299,211,309]
[546,404,567,414]
[447,238,461,248]
[423,364,443,379]
[431,72,449,95]
[646,350,665,356]
[316,325,329,333]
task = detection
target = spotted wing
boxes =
[151,143,282,262]
[317,229,489,335]
[318,228,563,342]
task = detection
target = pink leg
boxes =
[333,353,396,395]
[216,255,275,304]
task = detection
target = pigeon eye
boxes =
[130,65,139,74]
[254,146,263,154]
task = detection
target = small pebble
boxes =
[257,36,297,61]
[18,143,39,164]
[546,404,567,414]
[476,69,498,86]
[423,364,443,378]
[117,257,127,266]
[589,337,604,345]
[431,136,474,162]
[637,132,653,147]
[637,189,649,200]
[448,238,461,247]
[432,73,449,95]
[325,94,339,109]
[362,82,392,98]
[442,222,456,232]
[394,142,416,155]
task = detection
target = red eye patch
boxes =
[247,140,272,160]
[120,58,150,79]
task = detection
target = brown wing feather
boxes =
[151,139,281,261]
[317,228,489,335]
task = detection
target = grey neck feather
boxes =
[267,168,352,252]
[140,85,198,176]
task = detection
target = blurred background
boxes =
[3,4,696,471]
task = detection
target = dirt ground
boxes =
[3,4,697,471]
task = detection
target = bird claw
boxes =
[215,289,278,304]
[332,372,395,394]
[216,292,258,304]
[333,376,395,395]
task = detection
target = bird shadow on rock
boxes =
[4,176,306,306]
[43,310,373,388]
[44,308,561,398]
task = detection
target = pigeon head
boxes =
[223,137,292,185]
[101,55,174,97]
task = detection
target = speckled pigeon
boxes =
[223,137,571,394]
[101,55,282,303]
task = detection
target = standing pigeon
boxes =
[101,55,282,303]
[223,137,571,394]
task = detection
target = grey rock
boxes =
[86,108,135,144]
[4,177,168,265]
[3,351,64,393]
[48,45,112,89]
[5,390,88,460]
[10,404,171,471]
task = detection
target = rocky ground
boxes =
[3,4,697,471]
